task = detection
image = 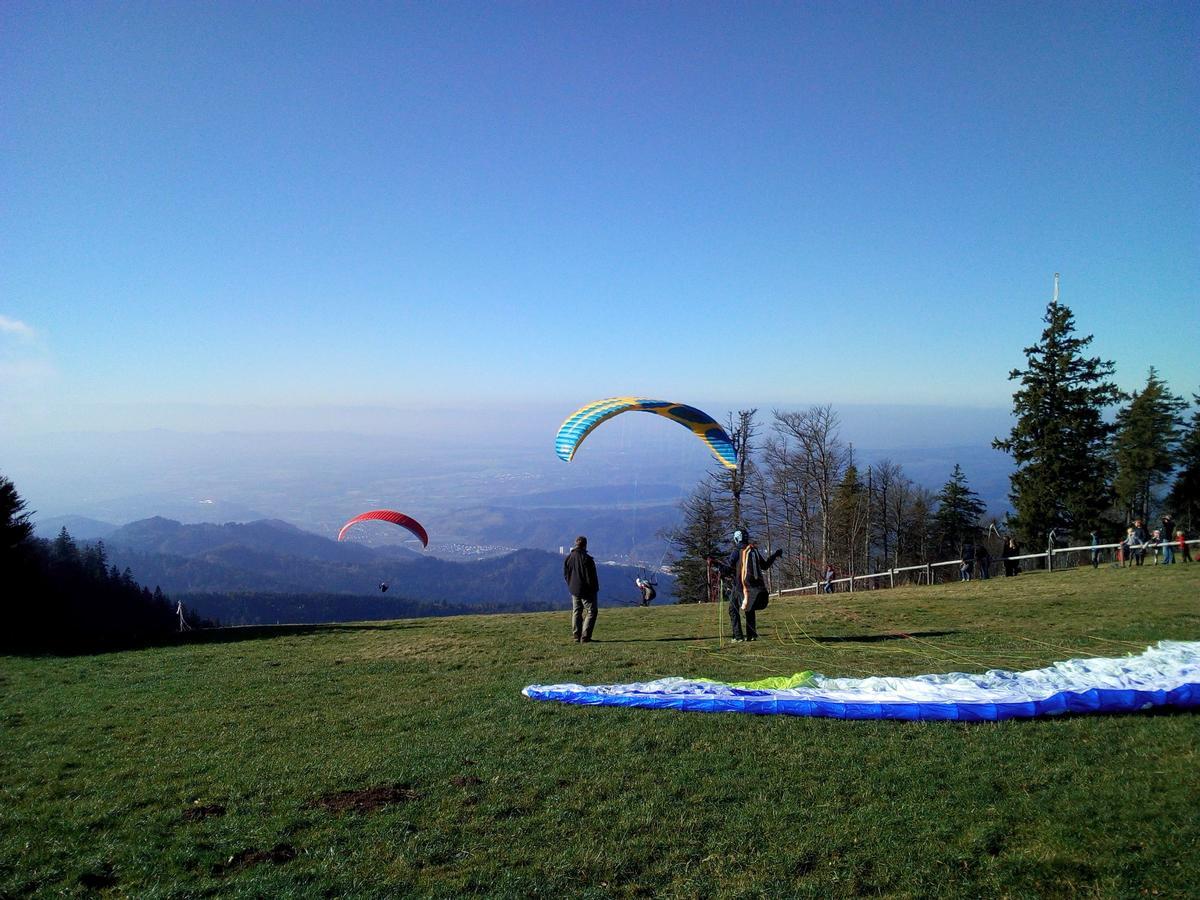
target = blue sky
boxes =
[2,1,1196,435]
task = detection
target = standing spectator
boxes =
[823,564,835,594]
[563,536,599,643]
[1150,529,1163,564]
[1177,530,1192,563]
[1160,515,1175,564]
[1002,538,1020,577]
[960,541,974,581]
[1089,531,1102,569]
[1120,528,1134,567]
[977,543,992,579]
[1130,520,1148,566]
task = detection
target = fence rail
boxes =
[774,539,1199,597]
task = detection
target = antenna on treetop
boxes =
[1052,272,1060,306]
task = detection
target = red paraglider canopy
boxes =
[337,510,429,548]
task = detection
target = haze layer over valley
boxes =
[14,402,1015,567]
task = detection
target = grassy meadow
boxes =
[2,562,1198,898]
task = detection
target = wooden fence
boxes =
[774,539,1200,597]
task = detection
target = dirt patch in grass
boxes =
[181,803,226,822]
[78,869,118,889]
[451,774,482,787]
[308,784,420,813]
[215,844,296,875]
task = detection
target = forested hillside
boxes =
[96,517,671,622]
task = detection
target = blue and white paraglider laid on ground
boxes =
[523,641,1200,722]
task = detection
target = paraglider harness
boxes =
[636,577,657,606]
[740,544,770,611]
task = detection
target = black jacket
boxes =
[563,548,599,599]
[717,544,781,587]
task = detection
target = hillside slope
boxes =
[97,517,672,619]
[1,563,1196,897]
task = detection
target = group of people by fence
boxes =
[1104,515,1193,568]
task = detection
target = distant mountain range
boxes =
[66,517,670,625]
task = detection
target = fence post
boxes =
[925,562,933,584]
[889,568,895,589]
[1046,548,1053,572]
[849,573,854,593]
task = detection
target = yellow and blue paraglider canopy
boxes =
[555,397,737,470]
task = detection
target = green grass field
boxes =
[2,563,1198,898]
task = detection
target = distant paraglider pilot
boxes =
[635,577,656,606]
[564,536,600,643]
[712,528,781,642]
[379,582,389,593]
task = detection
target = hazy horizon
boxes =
[7,401,1017,541]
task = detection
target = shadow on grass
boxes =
[1,620,436,658]
[593,630,963,645]
[812,630,961,644]
[174,620,433,646]
[585,636,718,643]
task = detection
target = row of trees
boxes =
[667,291,1199,602]
[665,408,992,602]
[1,474,200,652]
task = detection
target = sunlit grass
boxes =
[1,562,1197,897]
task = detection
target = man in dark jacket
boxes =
[563,535,600,643]
[714,528,781,642]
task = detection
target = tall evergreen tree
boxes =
[829,463,868,574]
[993,285,1122,543]
[1111,368,1187,523]
[1,474,33,558]
[1165,391,1200,530]
[901,491,935,568]
[52,526,79,564]
[933,464,986,554]
[663,484,727,603]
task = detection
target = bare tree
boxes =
[711,409,758,529]
[870,459,905,569]
[772,405,848,571]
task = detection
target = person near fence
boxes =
[1089,531,1102,569]
[960,541,974,581]
[1002,538,1020,577]
[977,543,992,579]
[1120,528,1133,567]
[1150,529,1164,565]
[823,564,835,593]
[1156,513,1176,564]
[1177,530,1192,563]
[1161,515,1175,564]
[1131,520,1148,566]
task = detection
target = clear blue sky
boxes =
[2,1,1197,434]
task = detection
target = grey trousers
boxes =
[571,595,597,640]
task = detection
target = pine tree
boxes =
[664,484,727,603]
[1165,391,1200,530]
[902,491,935,565]
[933,464,986,554]
[993,284,1122,544]
[52,526,79,564]
[1,474,33,556]
[829,463,867,574]
[1112,368,1187,523]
